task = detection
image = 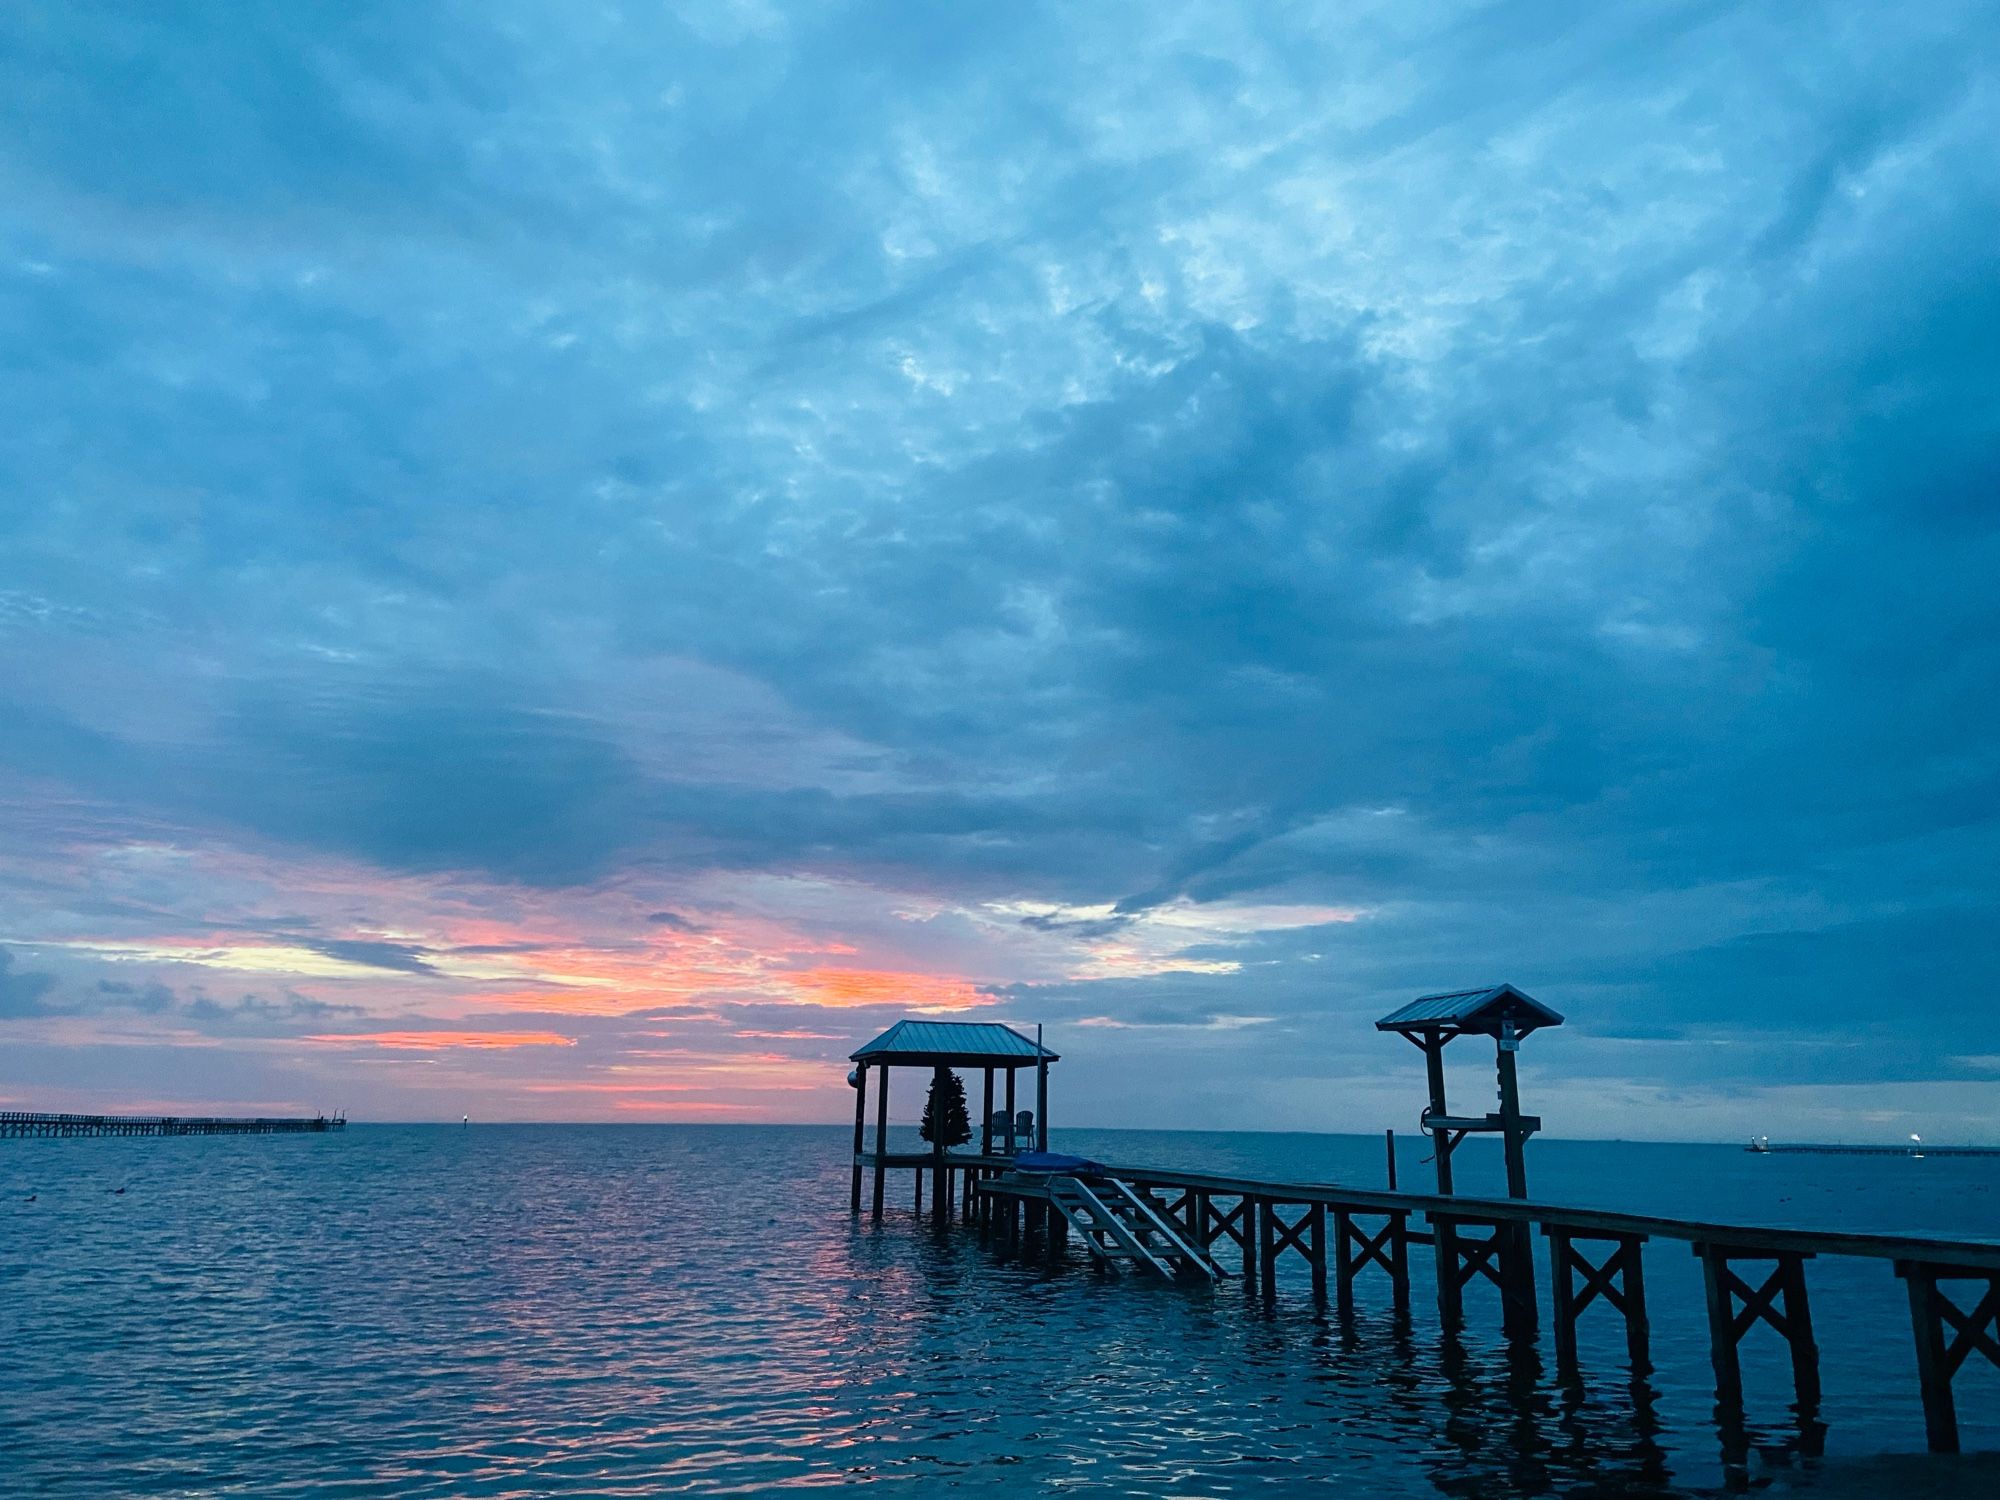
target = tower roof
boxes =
[1374,983,1563,1039]
[850,1019,1059,1067]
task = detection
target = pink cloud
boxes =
[304,1030,577,1051]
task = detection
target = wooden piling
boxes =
[1895,1260,2000,1453]
[1694,1245,1819,1410]
[930,1065,948,1224]
[849,1064,867,1213]
[1435,1213,1536,1336]
[980,1068,994,1156]
[1309,1204,1328,1302]
[1423,1037,1455,1195]
[1335,1209,1411,1316]
[871,1065,889,1218]
[1545,1227,1650,1372]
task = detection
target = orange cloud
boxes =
[780,967,993,1010]
[304,1030,577,1051]
[610,1099,761,1113]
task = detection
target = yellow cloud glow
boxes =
[303,1031,577,1051]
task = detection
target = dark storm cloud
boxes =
[1,1,1996,1118]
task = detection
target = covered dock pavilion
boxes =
[849,1019,1059,1220]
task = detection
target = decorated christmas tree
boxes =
[919,1069,972,1150]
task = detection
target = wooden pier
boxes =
[971,1162,2000,1455]
[1748,1142,2000,1158]
[0,1110,346,1138]
[846,993,2000,1456]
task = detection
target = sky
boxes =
[2,2,1997,1141]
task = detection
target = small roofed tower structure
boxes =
[847,1019,1059,1222]
[1375,984,1563,1201]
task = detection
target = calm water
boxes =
[4,1125,1997,1497]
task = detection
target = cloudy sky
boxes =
[2,2,1996,1140]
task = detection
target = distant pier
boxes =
[0,1110,346,1139]
[1748,1141,2000,1158]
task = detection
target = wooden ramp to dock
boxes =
[1044,1175,1227,1280]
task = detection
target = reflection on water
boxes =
[2,1125,1996,1496]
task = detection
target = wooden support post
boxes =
[1698,1244,1743,1405]
[1694,1245,1819,1410]
[1424,1034,1454,1194]
[1502,1224,1538,1338]
[981,1068,994,1155]
[930,1065,948,1224]
[872,1064,890,1218]
[1334,1210,1356,1311]
[1432,1214,1533,1335]
[1548,1230,1578,1370]
[1782,1255,1821,1407]
[1385,1129,1398,1191]
[849,1063,867,1213]
[1901,1263,1959,1453]
[914,1160,923,1213]
[1894,1261,2000,1454]
[1259,1199,1278,1296]
[1336,1209,1412,1316]
[1242,1199,1260,1287]
[1390,1211,1410,1316]
[1035,1046,1049,1151]
[1545,1228,1650,1373]
[1435,1216,1463,1327]
[1623,1236,1651,1368]
[1004,1069,1017,1153]
[1259,1204,1319,1297]
[1309,1204,1328,1302]
[1495,1038,1529,1200]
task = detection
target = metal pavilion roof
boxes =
[849,1019,1059,1067]
[1374,983,1564,1038]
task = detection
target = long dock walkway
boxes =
[846,1003,1999,1457]
[1751,1142,2000,1157]
[0,1110,346,1138]
[970,1160,2000,1456]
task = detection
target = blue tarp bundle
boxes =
[1010,1150,1104,1175]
